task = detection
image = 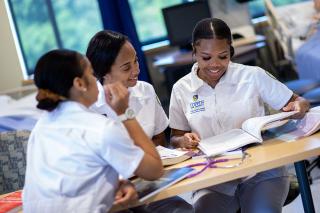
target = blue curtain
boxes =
[97,0,151,83]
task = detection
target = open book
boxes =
[266,106,320,142]
[133,167,195,202]
[156,146,192,166]
[198,111,299,157]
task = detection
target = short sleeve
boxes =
[169,86,191,131]
[255,68,293,110]
[96,120,144,179]
[153,93,169,136]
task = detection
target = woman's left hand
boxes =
[113,180,138,208]
[282,94,310,119]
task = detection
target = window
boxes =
[128,0,185,45]
[8,0,102,77]
[248,0,309,18]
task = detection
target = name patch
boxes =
[190,99,205,114]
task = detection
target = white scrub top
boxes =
[23,101,144,213]
[91,81,169,139]
[169,62,293,139]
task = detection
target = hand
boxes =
[282,96,310,119]
[104,82,129,115]
[180,132,200,149]
[113,180,138,208]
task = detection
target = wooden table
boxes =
[3,132,319,213]
[113,132,320,212]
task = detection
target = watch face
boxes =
[126,108,135,119]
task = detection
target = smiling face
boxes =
[194,38,230,87]
[103,41,139,88]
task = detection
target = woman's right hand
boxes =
[180,132,200,149]
[104,82,129,115]
[170,129,201,149]
[113,180,138,208]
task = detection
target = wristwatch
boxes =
[118,108,135,122]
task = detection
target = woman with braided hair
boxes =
[169,18,309,213]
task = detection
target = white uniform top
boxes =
[169,62,292,195]
[170,62,293,138]
[91,81,169,139]
[23,101,144,213]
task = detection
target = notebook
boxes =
[133,167,195,202]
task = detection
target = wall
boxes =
[0,0,25,92]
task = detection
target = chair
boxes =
[302,87,320,106]
[0,130,30,194]
[284,174,300,206]
[285,79,320,96]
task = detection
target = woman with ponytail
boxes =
[23,49,163,213]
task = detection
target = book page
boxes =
[156,146,188,159]
[241,111,298,141]
[309,106,320,113]
[274,112,320,140]
[263,108,320,141]
[295,112,320,137]
[198,129,258,157]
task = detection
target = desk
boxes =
[112,132,320,213]
[154,35,266,68]
[153,35,266,93]
[2,133,319,212]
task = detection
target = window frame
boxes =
[129,0,190,46]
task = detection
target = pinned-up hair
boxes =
[86,30,128,84]
[34,49,85,111]
[192,18,234,57]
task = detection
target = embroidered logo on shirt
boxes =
[193,95,198,102]
[190,95,205,114]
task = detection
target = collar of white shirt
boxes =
[57,100,90,114]
[95,81,107,108]
[128,81,149,99]
[95,81,150,108]
[190,62,237,92]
